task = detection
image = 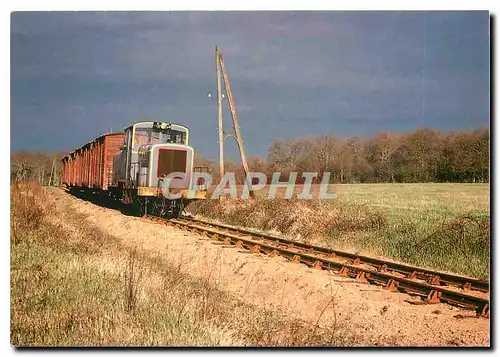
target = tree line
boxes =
[11,150,65,185]
[11,126,489,185]
[196,127,489,184]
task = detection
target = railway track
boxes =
[146,214,489,317]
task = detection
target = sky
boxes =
[11,11,490,160]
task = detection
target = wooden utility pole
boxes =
[217,48,254,197]
[215,45,225,183]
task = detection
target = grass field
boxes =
[333,183,489,279]
[333,183,489,218]
[188,183,490,279]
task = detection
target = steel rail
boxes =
[145,214,489,317]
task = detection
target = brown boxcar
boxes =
[61,132,124,190]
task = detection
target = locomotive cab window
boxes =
[133,122,188,149]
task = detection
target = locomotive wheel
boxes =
[172,199,185,217]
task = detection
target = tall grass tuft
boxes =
[124,250,143,315]
[387,214,490,279]
[10,181,50,244]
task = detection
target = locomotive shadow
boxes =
[63,188,139,217]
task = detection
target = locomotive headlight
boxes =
[160,122,168,130]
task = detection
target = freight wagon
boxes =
[61,132,124,191]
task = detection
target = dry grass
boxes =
[188,198,387,243]
[188,183,490,279]
[10,182,355,347]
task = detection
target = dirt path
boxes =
[48,188,490,347]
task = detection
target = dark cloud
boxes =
[11,11,490,158]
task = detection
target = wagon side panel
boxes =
[103,133,124,190]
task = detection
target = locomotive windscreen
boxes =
[135,128,186,146]
[157,149,187,177]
